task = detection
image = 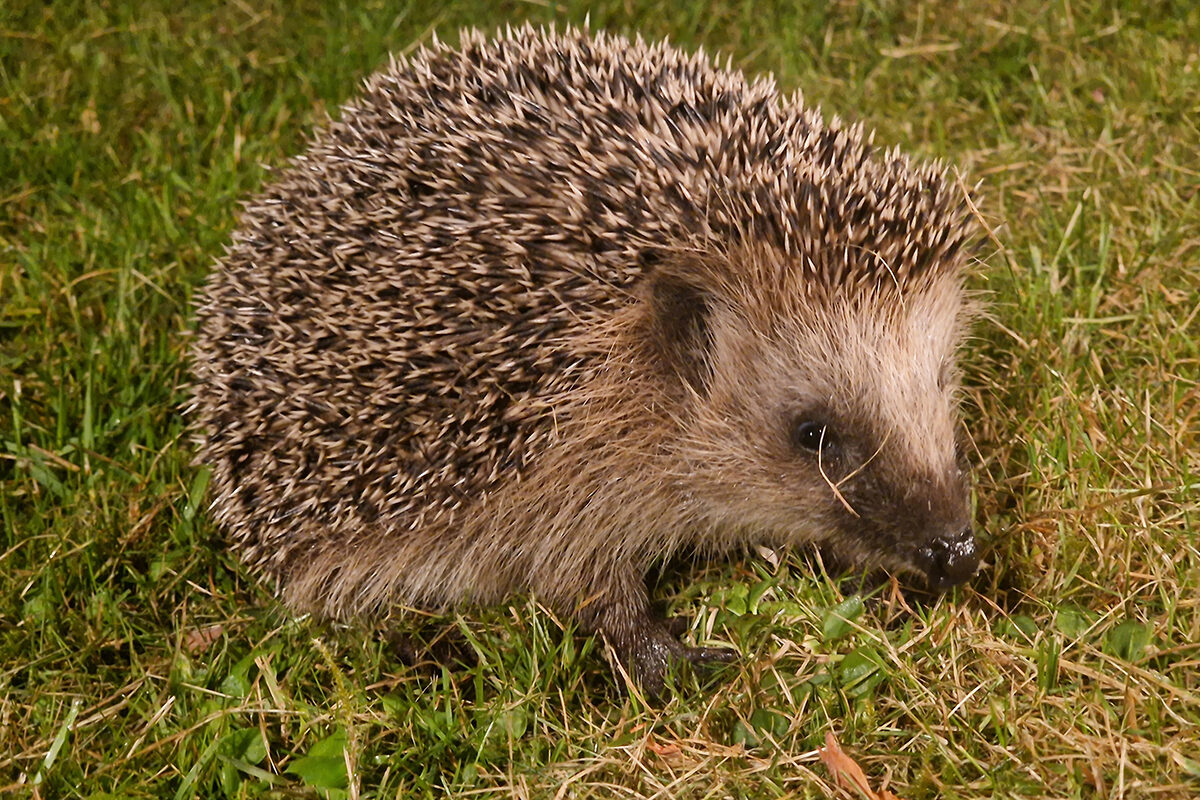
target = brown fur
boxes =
[190,26,980,693]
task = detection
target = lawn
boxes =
[1,0,1197,797]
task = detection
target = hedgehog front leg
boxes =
[576,570,737,697]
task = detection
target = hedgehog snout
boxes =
[914,525,978,591]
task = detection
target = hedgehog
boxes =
[190,25,981,694]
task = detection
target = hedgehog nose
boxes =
[920,526,978,591]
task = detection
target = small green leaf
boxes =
[723,583,750,615]
[22,590,54,622]
[380,693,405,716]
[731,719,759,749]
[747,579,774,613]
[499,708,527,739]
[218,728,267,764]
[220,654,256,697]
[287,731,348,791]
[806,671,832,687]
[732,708,789,751]
[838,646,884,697]
[822,595,864,640]
[1105,620,1151,662]
[184,466,211,522]
[999,614,1038,641]
[748,707,789,740]
[1055,606,1092,639]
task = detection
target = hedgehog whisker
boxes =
[835,429,891,493]
[818,429,860,519]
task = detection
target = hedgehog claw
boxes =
[615,616,736,699]
[663,618,736,663]
[683,645,738,665]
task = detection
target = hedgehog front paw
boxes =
[616,617,737,698]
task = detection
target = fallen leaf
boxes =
[647,740,681,757]
[819,731,907,800]
[184,624,223,654]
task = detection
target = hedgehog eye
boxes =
[791,419,833,454]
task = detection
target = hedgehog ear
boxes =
[644,264,714,396]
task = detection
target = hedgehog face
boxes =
[662,262,978,590]
[813,279,979,590]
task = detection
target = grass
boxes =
[1,0,1197,797]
